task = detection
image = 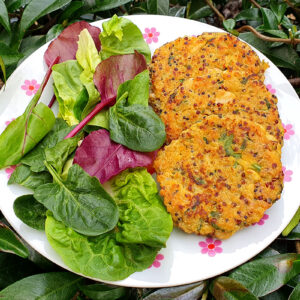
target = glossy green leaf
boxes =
[0,223,29,258]
[0,42,23,66]
[19,35,46,65]
[235,8,261,22]
[80,283,128,300]
[21,118,72,172]
[5,0,23,12]
[188,3,212,20]
[0,100,55,168]
[0,55,6,85]
[34,163,119,236]
[46,24,64,42]
[13,195,47,231]
[223,19,236,31]
[261,286,293,300]
[282,207,300,236]
[210,276,258,300]
[0,0,10,32]
[0,272,82,300]
[144,281,207,300]
[242,0,251,9]
[229,254,300,297]
[270,0,287,23]
[239,32,300,71]
[257,247,280,259]
[100,15,151,63]
[260,7,278,30]
[111,168,173,247]
[45,213,158,281]
[264,29,288,39]
[289,283,300,300]
[81,0,132,13]
[147,0,169,15]
[169,6,186,17]
[8,164,52,190]
[0,252,39,289]
[58,1,83,22]
[19,0,72,38]
[109,96,166,152]
[86,108,109,130]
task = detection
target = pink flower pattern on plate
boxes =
[252,213,269,226]
[5,165,16,179]
[282,123,295,140]
[143,27,160,44]
[5,118,15,126]
[266,84,276,94]
[21,79,40,96]
[148,254,164,268]
[199,238,223,257]
[282,166,293,182]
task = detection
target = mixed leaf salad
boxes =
[0,15,172,281]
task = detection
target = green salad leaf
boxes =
[21,118,76,173]
[8,165,52,190]
[45,168,172,281]
[100,15,151,63]
[112,168,173,248]
[76,28,101,118]
[35,163,119,236]
[52,60,87,125]
[13,195,47,231]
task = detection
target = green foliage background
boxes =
[0,0,300,299]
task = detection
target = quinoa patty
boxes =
[149,32,269,113]
[159,69,283,144]
[154,115,283,239]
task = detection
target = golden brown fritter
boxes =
[159,69,283,144]
[154,115,283,239]
[149,32,269,112]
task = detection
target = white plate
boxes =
[0,15,300,288]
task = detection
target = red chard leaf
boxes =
[93,51,147,106]
[44,21,101,67]
[73,129,153,183]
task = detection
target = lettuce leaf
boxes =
[112,168,173,248]
[52,60,87,125]
[76,29,101,118]
[100,15,151,63]
[45,168,172,281]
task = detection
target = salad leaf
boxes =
[52,60,87,125]
[109,96,166,152]
[111,168,173,247]
[34,163,119,236]
[73,129,154,183]
[8,165,52,190]
[86,108,109,130]
[45,213,158,281]
[0,58,58,168]
[100,15,151,62]
[76,28,101,118]
[21,118,75,172]
[0,223,29,258]
[44,21,101,67]
[117,69,149,107]
[13,195,47,231]
[65,52,147,139]
[0,272,82,300]
[45,136,81,175]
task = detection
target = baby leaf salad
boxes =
[0,15,172,281]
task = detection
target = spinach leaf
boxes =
[8,165,52,190]
[21,118,73,173]
[109,96,166,152]
[0,272,82,300]
[34,163,119,236]
[111,168,173,248]
[100,15,151,63]
[0,223,29,258]
[0,100,55,168]
[229,254,300,297]
[45,213,158,281]
[13,195,47,231]
[45,135,81,175]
